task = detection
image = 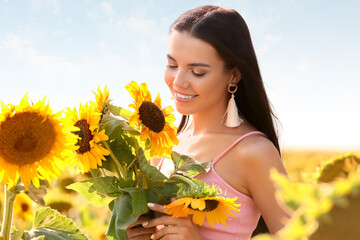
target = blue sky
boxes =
[0,0,359,151]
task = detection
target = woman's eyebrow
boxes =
[167,54,176,62]
[167,54,211,68]
[188,63,211,68]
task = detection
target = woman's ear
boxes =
[230,67,242,84]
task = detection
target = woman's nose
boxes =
[173,70,189,89]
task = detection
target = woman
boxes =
[127,5,289,240]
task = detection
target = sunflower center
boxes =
[15,135,37,152]
[0,112,56,165]
[73,119,93,154]
[188,199,219,212]
[21,203,29,212]
[204,199,219,211]
[138,101,165,133]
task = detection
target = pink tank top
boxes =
[157,131,265,240]
[195,131,265,240]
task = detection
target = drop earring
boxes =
[223,83,244,128]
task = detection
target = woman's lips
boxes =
[174,91,197,102]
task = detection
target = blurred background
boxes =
[0,0,359,238]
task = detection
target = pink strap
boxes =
[212,131,266,166]
[157,158,165,171]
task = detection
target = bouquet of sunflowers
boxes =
[0,82,240,240]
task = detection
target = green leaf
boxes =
[100,156,120,173]
[109,104,133,120]
[92,176,129,197]
[152,181,179,201]
[171,151,207,175]
[108,135,136,166]
[21,207,88,240]
[101,115,126,141]
[66,177,121,207]
[138,148,167,182]
[22,236,45,240]
[122,188,149,216]
[106,194,138,240]
[137,148,179,202]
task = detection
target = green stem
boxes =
[1,184,16,240]
[126,156,138,171]
[100,168,107,177]
[133,139,140,152]
[103,141,127,179]
[170,174,197,188]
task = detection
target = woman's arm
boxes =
[241,138,290,233]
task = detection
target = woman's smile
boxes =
[174,91,198,102]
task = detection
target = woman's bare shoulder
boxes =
[228,133,286,179]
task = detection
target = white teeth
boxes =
[176,92,195,99]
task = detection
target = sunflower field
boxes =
[0,83,359,240]
[253,151,360,240]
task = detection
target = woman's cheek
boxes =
[164,68,174,87]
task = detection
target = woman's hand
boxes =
[126,215,156,240]
[143,203,204,240]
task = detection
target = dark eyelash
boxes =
[167,64,177,69]
[166,65,204,77]
[192,71,205,77]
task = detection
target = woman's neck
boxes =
[187,106,229,136]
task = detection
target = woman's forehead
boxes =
[167,31,222,64]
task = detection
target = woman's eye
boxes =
[192,71,205,77]
[167,64,178,69]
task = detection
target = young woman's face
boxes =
[164,30,233,116]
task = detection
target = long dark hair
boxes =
[172,5,280,154]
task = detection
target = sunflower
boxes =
[125,81,179,156]
[91,85,110,116]
[164,196,241,227]
[64,103,110,173]
[14,193,34,221]
[0,94,79,189]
